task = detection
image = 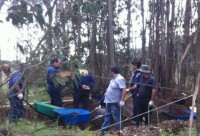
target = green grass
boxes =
[0,119,98,136]
[27,86,49,103]
[160,127,197,136]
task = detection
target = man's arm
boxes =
[151,78,157,101]
[15,84,21,93]
[121,88,126,101]
[151,88,157,101]
[129,84,137,91]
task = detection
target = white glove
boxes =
[126,88,130,92]
[149,101,154,106]
[119,101,125,107]
[17,93,23,100]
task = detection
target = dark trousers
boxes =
[48,91,62,107]
[138,99,149,125]
[73,92,89,110]
[133,96,139,122]
[9,96,24,123]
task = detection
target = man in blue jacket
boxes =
[126,60,141,124]
[73,68,95,110]
[2,63,26,123]
[46,58,63,107]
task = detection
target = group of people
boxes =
[47,58,157,135]
[46,58,95,110]
[100,61,157,135]
[1,58,157,136]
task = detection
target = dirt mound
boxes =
[122,120,188,136]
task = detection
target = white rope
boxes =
[95,94,193,132]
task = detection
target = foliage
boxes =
[34,4,45,30]
[6,1,33,27]
[6,1,45,29]
[160,127,197,136]
[0,120,97,136]
[28,86,49,102]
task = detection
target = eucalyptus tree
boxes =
[180,0,191,89]
[107,0,115,71]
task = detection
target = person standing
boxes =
[126,60,141,124]
[137,65,157,125]
[101,67,126,135]
[46,58,63,107]
[2,63,26,123]
[73,68,95,110]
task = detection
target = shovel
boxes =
[91,112,113,122]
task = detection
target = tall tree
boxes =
[140,0,146,63]
[89,0,97,74]
[180,0,191,89]
[107,0,115,72]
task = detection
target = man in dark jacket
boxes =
[46,58,63,107]
[73,68,95,110]
[137,65,157,125]
[126,60,141,124]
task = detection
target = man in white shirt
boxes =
[101,67,126,135]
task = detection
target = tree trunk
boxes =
[141,0,146,63]
[107,0,115,73]
[90,5,97,74]
[152,0,160,81]
[46,0,53,53]
[123,0,131,79]
[127,0,131,57]
[180,0,191,89]
[164,0,175,91]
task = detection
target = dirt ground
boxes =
[121,120,189,136]
[0,92,195,136]
[118,92,194,136]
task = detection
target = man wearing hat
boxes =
[101,66,126,135]
[73,68,95,110]
[137,65,157,125]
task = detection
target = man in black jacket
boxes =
[137,65,157,125]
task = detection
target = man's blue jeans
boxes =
[101,102,121,135]
[9,96,24,123]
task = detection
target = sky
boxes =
[0,11,19,61]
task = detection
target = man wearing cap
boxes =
[137,65,157,125]
[101,67,126,135]
[73,68,95,110]
[2,63,26,123]
[126,60,141,124]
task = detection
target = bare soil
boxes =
[0,92,194,136]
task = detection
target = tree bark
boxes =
[141,0,146,63]
[90,3,97,74]
[180,0,191,89]
[107,0,115,73]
